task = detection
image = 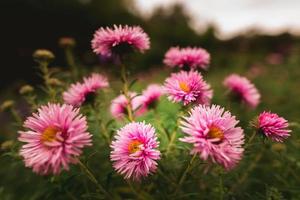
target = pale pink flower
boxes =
[63,73,109,106]
[257,111,291,142]
[18,103,92,175]
[223,74,260,108]
[180,104,244,170]
[110,122,160,181]
[92,25,150,57]
[137,84,164,115]
[163,47,210,70]
[163,70,213,105]
[110,92,144,119]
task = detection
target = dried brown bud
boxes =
[0,100,14,112]
[47,78,63,86]
[33,49,55,63]
[19,85,34,95]
[1,140,14,150]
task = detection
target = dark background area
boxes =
[0,0,299,91]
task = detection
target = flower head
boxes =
[163,70,213,105]
[110,122,160,181]
[257,111,291,142]
[92,25,150,57]
[223,74,260,108]
[137,84,164,114]
[110,92,144,119]
[18,103,92,175]
[63,73,109,107]
[163,47,210,70]
[180,105,244,170]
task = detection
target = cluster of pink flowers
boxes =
[18,24,292,183]
[63,73,109,106]
[163,47,210,70]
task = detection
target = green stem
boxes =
[39,61,56,101]
[121,64,134,122]
[65,47,78,79]
[10,108,22,125]
[77,160,113,199]
[244,130,256,150]
[219,171,224,200]
[175,154,197,194]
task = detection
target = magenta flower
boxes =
[18,103,92,175]
[63,73,109,107]
[110,122,160,181]
[92,25,150,57]
[180,105,245,170]
[137,84,164,115]
[163,70,213,105]
[163,47,210,70]
[110,92,144,119]
[257,111,291,142]
[223,74,260,108]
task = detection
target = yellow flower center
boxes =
[179,81,190,93]
[128,140,142,153]
[207,126,224,141]
[41,126,60,142]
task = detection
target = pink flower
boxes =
[137,84,164,115]
[163,70,213,105]
[18,103,92,175]
[180,105,244,170]
[110,92,144,119]
[163,47,210,70]
[257,111,291,142]
[110,122,160,181]
[223,74,260,108]
[92,25,150,57]
[63,73,109,106]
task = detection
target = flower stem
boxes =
[65,47,78,79]
[77,160,113,199]
[121,64,134,122]
[39,61,56,101]
[175,153,197,194]
[244,130,256,150]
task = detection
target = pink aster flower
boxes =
[257,111,291,142]
[163,47,210,70]
[110,92,144,119]
[163,70,213,106]
[92,25,150,57]
[110,122,160,181]
[18,103,92,175]
[63,73,109,106]
[137,84,164,115]
[180,105,245,170]
[223,74,260,108]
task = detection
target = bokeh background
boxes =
[0,0,300,199]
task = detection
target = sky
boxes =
[133,0,300,39]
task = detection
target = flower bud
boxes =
[59,37,76,48]
[33,49,55,63]
[19,85,34,95]
[0,100,14,112]
[47,78,63,86]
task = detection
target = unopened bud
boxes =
[47,78,63,86]
[59,37,76,48]
[0,100,14,112]
[19,85,34,95]
[33,49,55,63]
[1,140,14,150]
